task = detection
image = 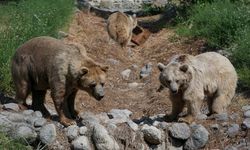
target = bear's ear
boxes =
[158,63,165,72]
[78,67,89,78]
[180,64,189,72]
[100,65,109,72]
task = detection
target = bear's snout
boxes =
[93,84,105,100]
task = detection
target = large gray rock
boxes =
[14,125,37,144]
[71,136,91,150]
[227,124,239,137]
[126,120,138,131]
[79,126,88,135]
[32,111,43,118]
[34,118,47,128]
[39,124,57,145]
[92,124,119,150]
[168,123,191,140]
[7,113,25,122]
[108,109,132,124]
[242,118,250,129]
[66,125,79,141]
[244,110,250,118]
[3,103,19,111]
[81,112,100,126]
[140,63,152,78]
[184,124,209,150]
[141,124,162,145]
[22,109,34,116]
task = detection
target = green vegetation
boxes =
[0,0,74,93]
[0,131,32,150]
[175,0,250,89]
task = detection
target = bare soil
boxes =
[44,11,250,149]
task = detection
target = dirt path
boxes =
[46,11,204,119]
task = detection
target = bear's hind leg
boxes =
[32,90,51,118]
[212,94,231,114]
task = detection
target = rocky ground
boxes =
[0,7,250,150]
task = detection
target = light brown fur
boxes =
[11,36,108,126]
[107,11,137,48]
[158,52,238,124]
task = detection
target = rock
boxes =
[168,145,183,150]
[242,118,250,129]
[141,124,162,145]
[242,105,250,111]
[22,109,34,116]
[158,122,170,129]
[108,109,132,124]
[14,125,37,144]
[107,58,119,65]
[34,118,47,127]
[79,126,88,135]
[58,31,69,39]
[71,136,91,150]
[244,110,250,118]
[39,124,57,145]
[168,123,191,140]
[210,124,219,131]
[126,120,138,131]
[95,112,110,124]
[92,124,119,150]
[128,82,139,89]
[80,112,100,126]
[7,113,25,122]
[225,145,238,150]
[32,111,43,118]
[197,114,207,120]
[3,103,19,111]
[140,63,152,78]
[227,124,239,137]
[66,125,79,141]
[121,69,131,80]
[25,116,39,126]
[184,124,209,150]
[214,113,228,121]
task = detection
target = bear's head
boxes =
[77,64,109,100]
[157,62,192,94]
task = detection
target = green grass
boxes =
[0,0,74,93]
[175,0,250,89]
[0,131,32,150]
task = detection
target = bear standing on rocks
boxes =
[107,11,137,48]
[157,52,237,124]
[11,36,109,126]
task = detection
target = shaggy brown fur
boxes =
[11,36,108,126]
[107,11,137,48]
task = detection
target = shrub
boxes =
[176,0,250,89]
[0,0,74,93]
[176,0,250,48]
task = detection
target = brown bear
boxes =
[157,52,237,124]
[107,11,137,48]
[11,36,109,126]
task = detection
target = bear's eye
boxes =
[101,83,105,86]
[166,80,171,84]
[89,82,96,87]
[176,80,179,83]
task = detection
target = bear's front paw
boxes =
[60,118,76,126]
[178,115,194,124]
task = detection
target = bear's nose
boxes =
[171,89,178,94]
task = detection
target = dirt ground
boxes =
[44,11,250,149]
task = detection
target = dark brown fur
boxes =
[11,36,108,126]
